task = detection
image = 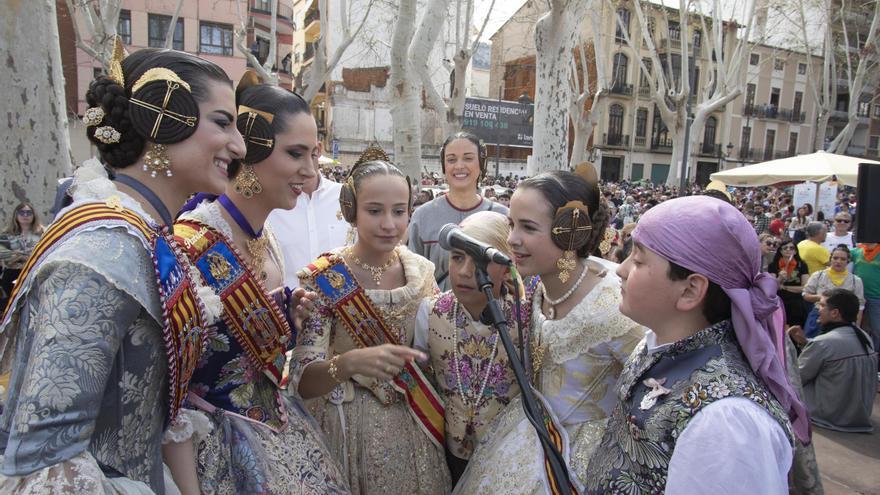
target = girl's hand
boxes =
[339,344,427,382]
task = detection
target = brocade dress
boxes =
[174,200,349,494]
[0,160,183,494]
[293,247,452,495]
[453,257,644,494]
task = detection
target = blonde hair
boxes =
[5,202,45,235]
[458,211,524,295]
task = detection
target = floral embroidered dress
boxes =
[293,247,452,495]
[413,291,530,462]
[0,161,179,494]
[453,257,645,495]
[175,200,348,494]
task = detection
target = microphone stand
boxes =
[473,260,574,495]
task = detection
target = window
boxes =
[693,29,702,49]
[750,53,759,65]
[200,22,234,56]
[668,21,681,41]
[639,59,652,87]
[869,136,879,150]
[764,129,776,160]
[793,91,803,120]
[788,132,798,155]
[615,9,631,41]
[746,83,756,108]
[118,10,131,45]
[774,58,784,71]
[253,0,271,11]
[612,53,629,86]
[636,108,648,137]
[703,117,717,153]
[798,63,806,75]
[875,104,880,118]
[149,14,184,50]
[740,126,751,155]
[608,105,625,144]
[858,100,870,117]
[631,163,644,181]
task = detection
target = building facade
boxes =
[58,0,294,165]
[489,0,878,185]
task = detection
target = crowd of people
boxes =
[0,42,876,495]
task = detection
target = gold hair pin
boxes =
[132,67,192,93]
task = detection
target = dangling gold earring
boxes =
[143,143,172,178]
[234,164,263,198]
[556,250,576,283]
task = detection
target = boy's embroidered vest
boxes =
[582,321,794,494]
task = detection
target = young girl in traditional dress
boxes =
[413,210,529,484]
[165,77,348,494]
[454,167,645,494]
[294,160,451,494]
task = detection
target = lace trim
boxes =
[69,158,159,226]
[325,245,435,304]
[162,408,214,445]
[536,257,642,364]
[0,451,116,494]
[180,200,286,282]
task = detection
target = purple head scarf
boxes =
[632,195,810,444]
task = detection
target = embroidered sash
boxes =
[1,201,208,424]
[174,219,291,389]
[302,253,446,447]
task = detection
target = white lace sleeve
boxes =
[161,408,213,445]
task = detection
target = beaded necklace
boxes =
[451,300,499,419]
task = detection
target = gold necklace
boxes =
[347,247,399,285]
[246,236,270,281]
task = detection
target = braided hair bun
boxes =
[85,75,144,168]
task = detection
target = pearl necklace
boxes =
[541,260,589,319]
[347,247,399,285]
[451,301,499,419]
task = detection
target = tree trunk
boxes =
[532,2,585,174]
[1,0,72,221]
[390,0,421,182]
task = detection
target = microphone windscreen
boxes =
[437,223,459,251]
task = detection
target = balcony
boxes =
[603,133,630,147]
[651,137,674,151]
[609,83,633,96]
[742,104,806,123]
[634,136,647,148]
[637,85,651,98]
[250,3,295,28]
[774,150,797,159]
[658,38,693,53]
[304,8,320,41]
[303,41,316,64]
[698,142,721,156]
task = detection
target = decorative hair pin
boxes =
[108,36,126,87]
[238,105,275,149]
[94,125,121,144]
[82,106,105,127]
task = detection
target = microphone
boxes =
[438,223,513,266]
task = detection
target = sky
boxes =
[473,0,528,42]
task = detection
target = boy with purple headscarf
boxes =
[583,196,810,494]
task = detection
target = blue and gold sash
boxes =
[174,219,291,389]
[302,253,445,447]
[1,200,209,424]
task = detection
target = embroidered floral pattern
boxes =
[583,321,794,493]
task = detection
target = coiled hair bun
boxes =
[129,75,200,144]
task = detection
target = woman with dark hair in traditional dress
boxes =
[165,75,348,494]
[0,42,245,494]
[454,166,645,494]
